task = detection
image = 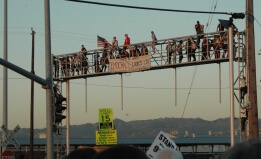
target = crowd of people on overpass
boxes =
[53,20,238,77]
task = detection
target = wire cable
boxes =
[70,81,230,90]
[205,0,219,33]
[65,0,232,15]
[1,78,260,90]
[205,0,215,32]
[254,16,261,28]
[181,66,198,118]
[207,0,218,32]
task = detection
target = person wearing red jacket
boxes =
[123,34,130,51]
[124,34,130,45]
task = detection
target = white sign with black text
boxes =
[146,131,177,159]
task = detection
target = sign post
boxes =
[1,150,16,159]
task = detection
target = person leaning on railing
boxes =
[190,37,197,61]
[201,37,209,60]
[133,45,140,57]
[177,40,184,63]
[100,50,108,72]
[94,51,100,72]
[121,47,130,58]
[166,41,173,64]
[81,45,88,74]
[71,54,79,76]
[111,36,119,57]
[140,43,148,56]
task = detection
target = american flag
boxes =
[97,35,112,48]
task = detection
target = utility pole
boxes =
[2,0,8,153]
[30,28,36,159]
[246,0,259,139]
[44,0,54,158]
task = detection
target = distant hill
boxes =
[1,117,260,138]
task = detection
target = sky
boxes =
[0,0,261,129]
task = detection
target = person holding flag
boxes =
[97,35,112,48]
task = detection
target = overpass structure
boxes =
[52,29,247,156]
[53,31,244,81]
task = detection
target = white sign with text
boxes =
[146,131,177,159]
[109,54,151,72]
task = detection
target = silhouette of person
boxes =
[66,148,97,159]
[166,41,173,64]
[217,21,225,37]
[151,31,157,52]
[239,76,247,103]
[221,139,261,159]
[155,148,183,159]
[94,51,100,72]
[201,37,209,60]
[112,36,118,56]
[190,37,197,61]
[195,21,203,47]
[141,44,148,56]
[94,145,147,159]
[240,108,248,131]
[177,40,183,63]
[81,45,88,74]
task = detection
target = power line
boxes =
[0,28,140,45]
[254,16,261,28]
[1,78,260,90]
[65,0,232,15]
[181,66,198,118]
[70,81,231,90]
[205,0,219,33]
[205,0,216,32]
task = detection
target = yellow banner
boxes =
[96,130,117,145]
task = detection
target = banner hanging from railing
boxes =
[109,54,151,73]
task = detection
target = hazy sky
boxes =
[0,0,261,129]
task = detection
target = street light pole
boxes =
[30,28,36,159]
[44,0,54,158]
